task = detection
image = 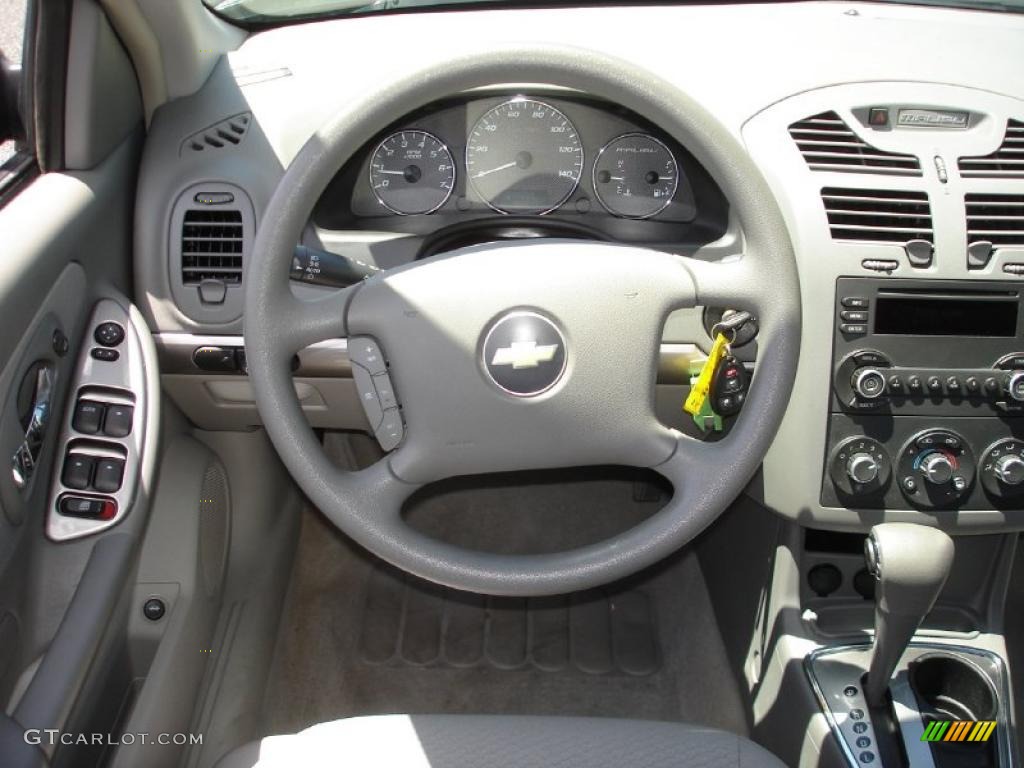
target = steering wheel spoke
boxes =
[269,284,361,357]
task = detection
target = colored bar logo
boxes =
[921,720,996,742]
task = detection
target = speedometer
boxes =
[466,99,583,215]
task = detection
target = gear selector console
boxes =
[823,278,1024,510]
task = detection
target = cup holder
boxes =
[910,654,998,723]
[910,654,1000,766]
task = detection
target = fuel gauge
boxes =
[593,133,678,219]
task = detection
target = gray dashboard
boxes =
[133,1,1024,531]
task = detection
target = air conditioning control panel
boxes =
[822,277,1024,510]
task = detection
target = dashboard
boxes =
[133,1,1024,533]
[313,92,727,252]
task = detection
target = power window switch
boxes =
[73,400,105,434]
[60,495,116,520]
[103,404,134,438]
[93,458,125,493]
[62,454,95,490]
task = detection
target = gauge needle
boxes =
[473,161,517,179]
[376,170,407,175]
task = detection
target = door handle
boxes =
[11,365,54,489]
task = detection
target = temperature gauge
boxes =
[593,133,678,219]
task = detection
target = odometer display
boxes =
[466,99,583,215]
[369,130,455,215]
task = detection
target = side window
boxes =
[1,0,32,202]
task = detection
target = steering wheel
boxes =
[244,45,800,596]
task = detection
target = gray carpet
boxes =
[261,468,748,738]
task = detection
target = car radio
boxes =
[822,278,1024,510]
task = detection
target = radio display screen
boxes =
[874,296,1018,337]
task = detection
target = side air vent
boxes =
[821,188,933,244]
[789,112,921,176]
[183,113,252,154]
[169,183,255,323]
[181,208,244,284]
[966,194,1024,248]
[958,120,1024,178]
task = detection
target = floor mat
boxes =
[358,563,660,676]
[261,471,748,738]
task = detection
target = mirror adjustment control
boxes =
[94,322,125,348]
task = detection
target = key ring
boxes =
[711,310,753,344]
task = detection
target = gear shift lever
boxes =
[864,523,954,706]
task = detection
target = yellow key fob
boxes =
[684,333,729,417]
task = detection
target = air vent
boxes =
[821,188,933,244]
[183,113,252,154]
[966,194,1024,248]
[789,112,921,176]
[958,120,1024,178]
[180,208,244,284]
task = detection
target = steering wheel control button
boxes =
[94,322,125,348]
[373,374,398,410]
[73,400,105,434]
[93,459,125,494]
[349,336,387,375]
[482,311,567,397]
[62,454,95,490]
[376,408,404,452]
[352,365,384,430]
[103,405,134,438]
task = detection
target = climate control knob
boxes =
[979,439,1024,499]
[994,454,1024,486]
[847,453,880,485]
[829,437,891,498]
[921,453,955,485]
[897,429,975,508]
[852,368,887,400]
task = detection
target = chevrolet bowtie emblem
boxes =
[491,341,559,370]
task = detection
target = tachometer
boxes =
[369,130,455,215]
[593,133,678,219]
[466,99,583,215]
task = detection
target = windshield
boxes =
[205,0,1024,24]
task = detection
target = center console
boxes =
[823,278,1024,510]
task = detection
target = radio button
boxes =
[840,324,868,335]
[842,297,869,309]
[994,353,1024,370]
[965,376,980,394]
[907,375,923,393]
[946,376,962,393]
[841,310,869,323]
[852,369,887,400]
[888,374,904,392]
[852,350,890,367]
[984,376,1001,395]
[1006,371,1024,402]
[926,376,942,392]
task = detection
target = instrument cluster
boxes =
[314,92,728,246]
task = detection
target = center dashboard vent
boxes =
[958,120,1024,178]
[181,208,244,284]
[789,112,921,176]
[821,188,933,245]
[966,194,1024,248]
